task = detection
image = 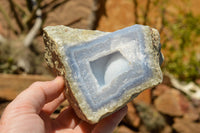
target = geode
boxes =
[43,25,163,124]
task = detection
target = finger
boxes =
[7,76,65,114]
[53,107,80,130]
[92,106,127,133]
[74,121,95,133]
[42,92,66,115]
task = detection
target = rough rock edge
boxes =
[43,30,90,123]
[43,25,163,124]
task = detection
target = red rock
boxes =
[43,0,95,29]
[183,111,199,122]
[0,74,53,100]
[134,89,152,105]
[116,125,136,133]
[153,84,172,97]
[154,89,199,121]
[154,89,191,116]
[173,118,200,133]
[183,103,199,121]
[195,79,200,85]
[160,125,172,133]
[123,102,140,128]
[97,0,135,32]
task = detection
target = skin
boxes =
[0,77,127,133]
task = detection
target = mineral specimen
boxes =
[43,25,163,124]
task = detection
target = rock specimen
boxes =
[43,25,163,123]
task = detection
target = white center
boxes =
[90,52,131,87]
[104,53,130,84]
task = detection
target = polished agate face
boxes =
[43,25,163,123]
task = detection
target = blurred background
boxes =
[0,0,200,132]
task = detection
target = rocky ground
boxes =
[116,75,200,133]
[0,74,200,133]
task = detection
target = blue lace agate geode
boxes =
[43,25,163,123]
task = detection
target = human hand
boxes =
[0,77,127,133]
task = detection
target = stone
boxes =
[123,102,140,128]
[155,89,183,116]
[139,125,151,133]
[43,0,96,29]
[43,24,163,123]
[0,74,53,100]
[183,110,199,122]
[134,88,152,105]
[135,103,166,132]
[195,79,200,85]
[116,125,136,133]
[155,89,197,117]
[152,84,172,97]
[173,118,200,133]
[160,125,172,133]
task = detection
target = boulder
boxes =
[173,118,200,133]
[123,102,140,128]
[155,89,190,116]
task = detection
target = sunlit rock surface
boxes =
[43,25,163,123]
